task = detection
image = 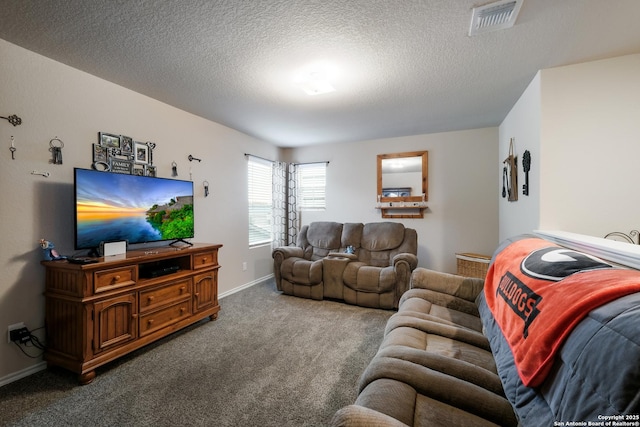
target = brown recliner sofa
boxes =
[331,235,640,426]
[330,268,518,426]
[272,221,418,309]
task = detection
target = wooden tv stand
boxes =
[42,243,221,384]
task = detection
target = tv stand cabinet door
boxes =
[193,270,218,313]
[92,293,138,354]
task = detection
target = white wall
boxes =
[499,53,640,241]
[0,39,278,382]
[498,72,541,241]
[284,128,500,273]
[539,54,640,237]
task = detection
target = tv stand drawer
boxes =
[140,279,191,313]
[94,266,136,293]
[194,251,217,269]
[139,300,191,336]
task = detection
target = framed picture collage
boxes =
[93,132,157,176]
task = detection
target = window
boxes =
[247,156,273,246]
[297,162,326,211]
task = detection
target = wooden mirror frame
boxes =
[377,150,428,203]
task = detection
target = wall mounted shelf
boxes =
[375,203,427,219]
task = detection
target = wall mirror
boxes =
[377,151,428,203]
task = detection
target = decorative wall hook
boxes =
[31,170,50,178]
[203,180,210,197]
[172,161,178,177]
[188,154,202,162]
[49,136,64,165]
[1,114,22,126]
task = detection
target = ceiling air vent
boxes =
[469,0,523,36]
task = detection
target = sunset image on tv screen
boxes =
[75,169,194,249]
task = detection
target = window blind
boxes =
[297,162,326,211]
[247,156,273,246]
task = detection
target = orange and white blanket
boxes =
[484,237,640,387]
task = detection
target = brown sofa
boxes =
[272,221,418,309]
[331,268,518,426]
[332,235,640,426]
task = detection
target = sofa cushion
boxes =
[341,222,364,249]
[357,356,517,426]
[280,258,323,285]
[343,263,396,293]
[303,221,343,260]
[398,292,483,333]
[361,222,405,251]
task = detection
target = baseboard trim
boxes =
[0,361,47,388]
[219,274,274,299]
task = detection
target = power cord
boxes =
[11,326,46,358]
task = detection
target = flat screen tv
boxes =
[74,168,194,251]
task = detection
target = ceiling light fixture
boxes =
[469,0,523,36]
[297,71,336,96]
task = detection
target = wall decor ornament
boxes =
[49,136,64,164]
[522,150,531,196]
[92,132,156,175]
[503,138,518,202]
[1,114,22,126]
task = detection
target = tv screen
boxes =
[74,168,194,250]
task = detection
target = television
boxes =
[74,168,194,251]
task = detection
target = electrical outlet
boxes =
[242,262,248,271]
[7,322,25,344]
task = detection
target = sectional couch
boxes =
[332,235,640,426]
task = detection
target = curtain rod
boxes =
[244,153,274,163]
[293,161,329,166]
[244,154,329,166]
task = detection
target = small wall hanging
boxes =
[503,138,518,202]
[522,150,531,196]
[49,136,64,164]
[1,114,22,126]
[9,135,16,159]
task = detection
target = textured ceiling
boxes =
[2,0,640,147]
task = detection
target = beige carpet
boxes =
[0,279,393,426]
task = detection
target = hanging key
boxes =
[9,136,16,159]
[203,180,210,197]
[49,137,64,165]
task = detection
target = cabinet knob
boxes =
[112,275,121,283]
[180,286,186,293]
[180,307,186,313]
[201,257,207,264]
[148,295,154,302]
[148,319,154,325]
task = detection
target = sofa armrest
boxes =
[410,268,484,302]
[392,253,418,270]
[272,246,304,259]
[330,405,409,427]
